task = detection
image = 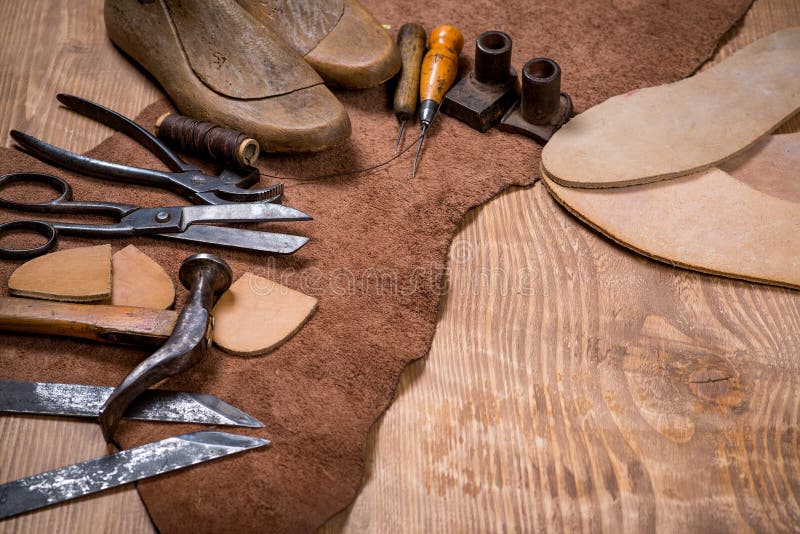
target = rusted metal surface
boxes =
[441,31,519,132]
[499,57,573,144]
[98,253,233,442]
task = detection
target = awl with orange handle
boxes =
[412,24,464,177]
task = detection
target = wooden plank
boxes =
[321,0,800,531]
[0,0,798,532]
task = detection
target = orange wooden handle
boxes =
[419,24,464,104]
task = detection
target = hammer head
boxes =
[178,253,233,294]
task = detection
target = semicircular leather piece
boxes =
[164,0,323,99]
[541,135,800,289]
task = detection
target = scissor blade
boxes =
[178,203,312,228]
[161,225,309,254]
[0,379,263,428]
[0,431,268,520]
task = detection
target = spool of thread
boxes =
[154,113,260,167]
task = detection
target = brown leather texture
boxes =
[0,0,752,531]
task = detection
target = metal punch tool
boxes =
[10,93,282,205]
[0,172,311,260]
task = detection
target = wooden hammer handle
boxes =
[0,296,177,345]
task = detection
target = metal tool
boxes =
[499,57,574,143]
[0,172,311,260]
[412,24,464,178]
[0,431,268,520]
[99,253,232,442]
[11,94,282,206]
[0,379,262,428]
[393,23,427,153]
[441,31,519,132]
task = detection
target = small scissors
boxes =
[10,94,282,205]
[0,172,311,260]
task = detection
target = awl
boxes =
[412,24,464,177]
[0,431,268,520]
[0,379,263,428]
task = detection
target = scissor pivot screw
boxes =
[155,211,171,223]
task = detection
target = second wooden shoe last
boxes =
[236,0,401,88]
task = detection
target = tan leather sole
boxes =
[105,0,351,152]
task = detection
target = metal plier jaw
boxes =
[10,94,283,205]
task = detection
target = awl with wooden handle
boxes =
[393,23,427,153]
[413,24,464,177]
[0,296,176,345]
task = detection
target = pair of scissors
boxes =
[10,93,282,205]
[0,172,311,260]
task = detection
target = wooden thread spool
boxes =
[155,113,260,167]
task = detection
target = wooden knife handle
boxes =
[393,23,427,121]
[419,24,464,105]
[0,296,177,345]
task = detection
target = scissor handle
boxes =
[0,220,57,260]
[0,173,137,217]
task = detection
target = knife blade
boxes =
[0,379,263,428]
[0,431,268,520]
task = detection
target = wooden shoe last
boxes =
[105,0,351,152]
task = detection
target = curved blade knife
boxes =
[0,379,262,428]
[0,431,268,520]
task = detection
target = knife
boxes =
[0,379,263,428]
[0,431,268,520]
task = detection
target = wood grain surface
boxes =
[0,0,798,532]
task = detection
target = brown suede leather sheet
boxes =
[0,1,751,531]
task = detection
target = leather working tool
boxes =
[0,379,263,428]
[0,431,269,520]
[0,295,177,345]
[0,172,311,260]
[499,57,573,143]
[393,23,427,153]
[99,253,232,442]
[441,31,519,132]
[412,25,464,178]
[11,94,282,205]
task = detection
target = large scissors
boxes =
[10,94,282,205]
[0,172,311,260]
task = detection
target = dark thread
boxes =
[156,114,259,167]
[260,132,424,185]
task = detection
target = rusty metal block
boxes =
[441,31,519,132]
[499,57,573,144]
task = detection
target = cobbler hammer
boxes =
[99,253,233,442]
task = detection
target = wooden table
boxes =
[2,1,799,532]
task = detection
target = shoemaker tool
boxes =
[441,31,519,132]
[412,24,464,178]
[99,253,232,442]
[0,172,311,260]
[393,23,427,153]
[11,94,282,205]
[0,379,263,428]
[0,431,269,520]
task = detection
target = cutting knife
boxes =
[0,379,263,428]
[0,431,268,520]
